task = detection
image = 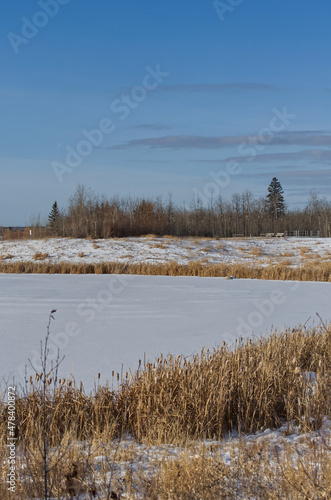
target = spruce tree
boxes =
[266,177,285,219]
[48,201,60,235]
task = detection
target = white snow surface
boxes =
[96,417,331,480]
[31,417,330,499]
[0,273,330,392]
[1,236,331,266]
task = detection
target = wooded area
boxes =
[43,182,331,239]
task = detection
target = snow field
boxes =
[1,236,331,267]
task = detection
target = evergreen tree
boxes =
[266,177,285,219]
[48,201,61,235]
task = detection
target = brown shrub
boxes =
[33,252,49,260]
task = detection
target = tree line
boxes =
[45,179,330,238]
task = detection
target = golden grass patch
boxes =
[280,251,295,257]
[299,246,312,255]
[187,237,213,242]
[250,247,263,256]
[279,259,295,267]
[162,235,179,240]
[33,252,49,261]
[151,243,168,249]
[0,254,14,260]
[200,245,215,252]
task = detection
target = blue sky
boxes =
[1,0,331,225]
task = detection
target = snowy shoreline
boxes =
[1,236,331,267]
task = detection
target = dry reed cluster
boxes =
[0,323,330,498]
[1,260,331,281]
[33,252,49,261]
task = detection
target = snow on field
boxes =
[0,274,330,393]
[41,415,326,499]
[89,417,330,490]
[1,236,331,266]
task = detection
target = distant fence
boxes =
[0,227,26,240]
[0,226,323,240]
[284,230,321,237]
[0,227,44,240]
[0,226,49,240]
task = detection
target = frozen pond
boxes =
[0,274,330,392]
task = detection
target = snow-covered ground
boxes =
[1,274,330,392]
[1,236,331,266]
[90,417,330,494]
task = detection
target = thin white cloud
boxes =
[154,83,278,92]
[109,131,331,151]
[129,124,172,131]
[223,149,331,164]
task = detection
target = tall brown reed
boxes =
[1,323,329,447]
[1,260,331,281]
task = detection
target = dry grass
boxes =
[0,322,330,498]
[250,247,263,257]
[32,252,49,261]
[134,437,331,499]
[162,235,179,240]
[215,243,226,250]
[2,324,330,443]
[151,243,168,249]
[300,246,311,254]
[0,254,14,260]
[299,248,316,261]
[280,258,295,267]
[92,242,100,249]
[0,432,329,499]
[142,233,158,239]
[200,245,215,253]
[280,251,295,257]
[1,260,331,281]
[322,251,331,262]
